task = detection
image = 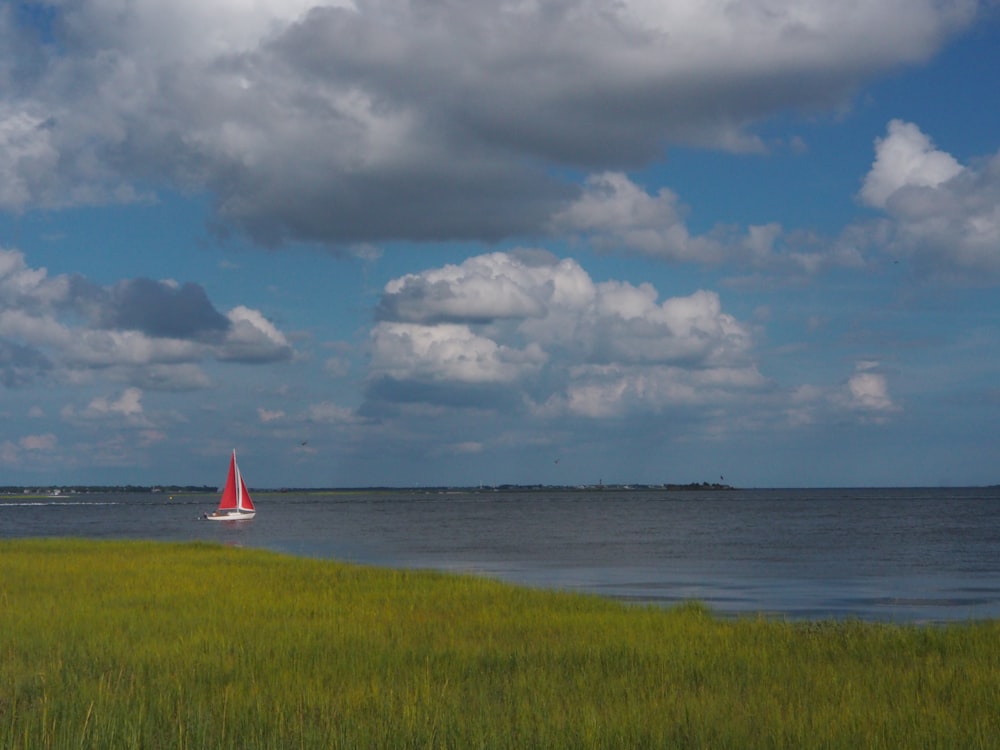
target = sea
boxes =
[3,486,999,623]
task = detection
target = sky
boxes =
[1,0,999,489]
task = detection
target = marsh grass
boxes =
[2,539,999,748]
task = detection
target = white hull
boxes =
[205,510,256,521]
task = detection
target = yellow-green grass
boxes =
[2,539,998,749]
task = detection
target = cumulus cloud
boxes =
[553,172,865,274]
[63,330,204,368]
[551,172,724,263]
[0,247,70,309]
[369,251,765,418]
[372,322,548,385]
[218,306,293,363]
[0,248,293,389]
[552,362,767,419]
[62,387,150,426]
[788,363,900,427]
[845,371,898,413]
[555,124,1000,283]
[97,278,231,339]
[860,120,965,208]
[857,120,1000,276]
[837,361,899,417]
[0,0,981,244]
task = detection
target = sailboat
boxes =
[204,450,256,520]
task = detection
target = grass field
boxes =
[2,539,998,748]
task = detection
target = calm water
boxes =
[3,487,999,622]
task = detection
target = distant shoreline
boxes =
[5,483,1000,498]
[1,482,735,497]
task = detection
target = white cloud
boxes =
[370,251,765,417]
[72,0,349,63]
[557,363,767,418]
[381,254,550,324]
[859,119,964,208]
[0,308,73,348]
[553,173,864,274]
[0,248,69,308]
[63,387,150,426]
[551,172,723,263]
[858,120,1000,276]
[844,372,899,414]
[581,283,754,367]
[0,0,982,242]
[217,306,293,362]
[786,361,899,425]
[371,322,547,385]
[65,330,204,367]
[0,109,61,211]
[557,125,1000,283]
[780,365,901,428]
[0,250,294,392]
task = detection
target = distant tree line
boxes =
[1,485,217,495]
[2,481,734,495]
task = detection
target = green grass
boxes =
[2,539,999,749]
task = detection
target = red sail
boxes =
[238,474,256,511]
[217,451,239,510]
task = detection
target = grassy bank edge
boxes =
[2,538,999,749]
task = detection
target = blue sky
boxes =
[1,0,999,488]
